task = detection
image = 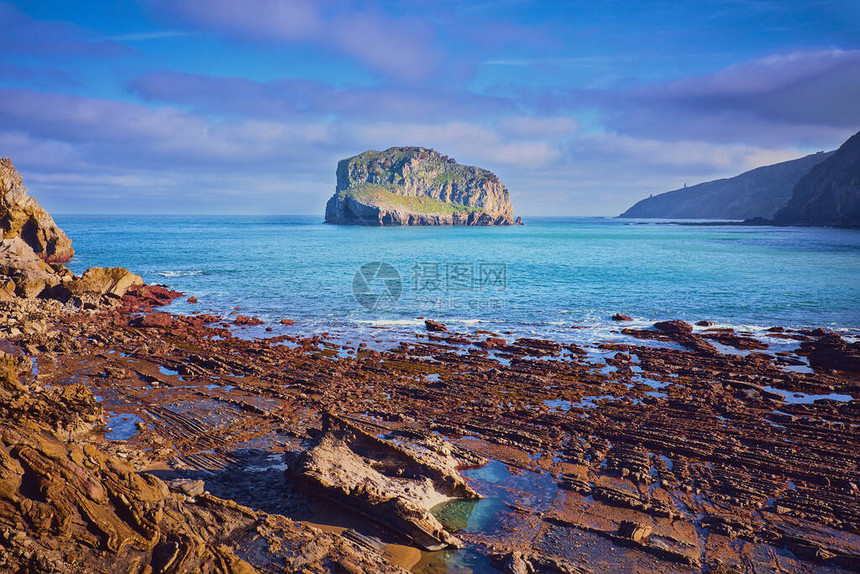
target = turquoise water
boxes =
[56,215,860,340]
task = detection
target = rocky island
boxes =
[324,147,518,225]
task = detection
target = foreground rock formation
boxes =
[325,147,516,225]
[774,129,860,227]
[0,279,856,572]
[0,158,73,262]
[0,347,406,573]
[292,414,483,551]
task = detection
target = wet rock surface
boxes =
[0,297,853,573]
[0,310,408,573]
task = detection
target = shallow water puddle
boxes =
[762,386,853,404]
[157,365,181,377]
[415,460,559,573]
[105,412,145,440]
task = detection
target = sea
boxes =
[57,215,860,344]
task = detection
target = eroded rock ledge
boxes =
[291,413,483,551]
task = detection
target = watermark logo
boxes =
[353,260,507,312]
[352,261,403,310]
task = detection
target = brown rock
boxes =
[135,312,173,329]
[612,313,633,321]
[425,319,448,332]
[280,318,295,326]
[0,157,74,262]
[800,333,860,372]
[0,359,403,574]
[0,237,68,299]
[654,320,694,335]
[291,413,482,551]
[234,315,264,326]
[66,267,143,298]
[186,296,198,303]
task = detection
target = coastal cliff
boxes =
[619,151,833,220]
[324,147,516,225]
[774,129,860,227]
[0,158,74,262]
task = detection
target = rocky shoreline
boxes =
[0,289,857,573]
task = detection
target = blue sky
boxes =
[1,0,858,215]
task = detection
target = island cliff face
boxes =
[325,147,515,225]
[774,129,860,227]
[0,158,74,262]
[619,151,833,220]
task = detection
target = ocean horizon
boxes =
[57,214,860,345]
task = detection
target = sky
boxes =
[1,0,858,216]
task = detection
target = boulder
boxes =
[134,312,173,329]
[612,313,633,321]
[425,319,448,332]
[654,320,694,335]
[234,315,264,326]
[0,157,74,262]
[799,333,860,373]
[0,237,69,299]
[66,267,143,298]
[291,413,483,550]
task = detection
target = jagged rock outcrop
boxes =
[291,413,483,550]
[0,353,407,574]
[619,151,833,220]
[0,236,141,306]
[0,160,144,307]
[0,158,74,262]
[774,130,860,227]
[325,147,515,225]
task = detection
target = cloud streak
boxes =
[148,0,443,82]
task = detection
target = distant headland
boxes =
[619,128,860,228]
[324,147,521,226]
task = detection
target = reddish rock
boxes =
[800,333,860,373]
[186,296,198,303]
[654,320,694,335]
[477,337,507,350]
[135,312,173,329]
[234,315,264,326]
[612,314,633,322]
[425,319,448,332]
[280,319,296,326]
[695,320,716,327]
[120,284,183,313]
